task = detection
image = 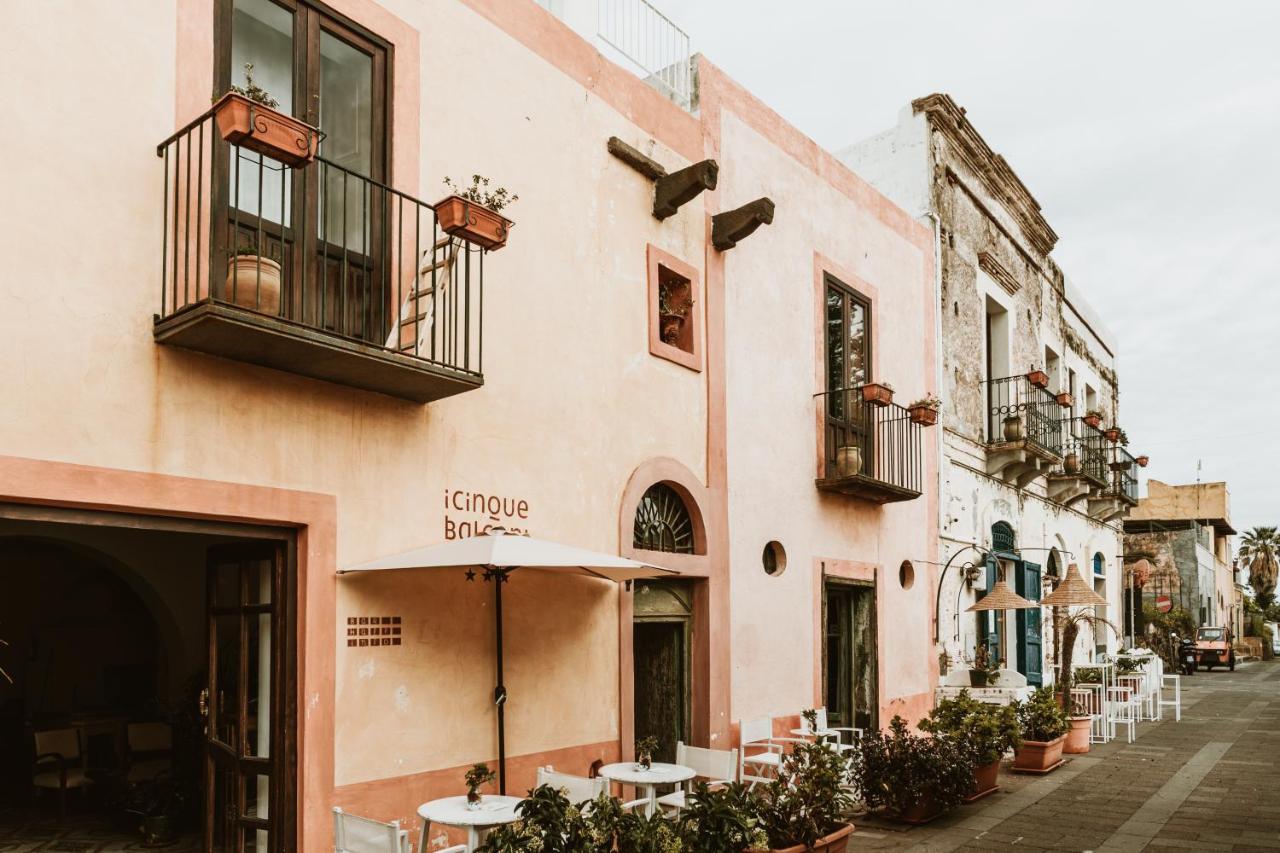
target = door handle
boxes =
[199,688,210,733]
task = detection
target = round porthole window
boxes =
[763,541,787,576]
[899,560,915,590]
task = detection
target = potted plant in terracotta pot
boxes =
[860,382,894,407]
[850,716,973,824]
[1135,454,1149,467]
[1104,426,1122,443]
[1026,369,1049,389]
[634,735,658,771]
[1053,609,1116,755]
[658,287,694,345]
[676,781,767,853]
[437,174,517,251]
[920,691,1019,801]
[1011,687,1068,772]
[464,762,496,810]
[753,740,855,852]
[967,644,1001,688]
[225,244,281,315]
[1055,390,1073,408]
[907,394,941,426]
[1083,409,1104,429]
[212,63,319,167]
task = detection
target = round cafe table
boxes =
[417,794,523,852]
[597,762,696,817]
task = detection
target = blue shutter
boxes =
[1016,561,1043,686]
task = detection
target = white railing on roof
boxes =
[596,0,693,109]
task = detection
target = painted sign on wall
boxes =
[444,488,531,539]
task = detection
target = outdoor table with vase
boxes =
[598,762,696,817]
[417,795,524,852]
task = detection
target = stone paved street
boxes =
[854,660,1280,852]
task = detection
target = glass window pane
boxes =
[246,611,271,758]
[243,773,271,820]
[825,288,844,419]
[244,558,273,605]
[214,561,240,607]
[848,300,867,388]
[231,0,294,226]
[319,31,373,252]
[213,613,241,748]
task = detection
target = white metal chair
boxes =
[797,708,860,754]
[333,807,413,853]
[126,721,173,783]
[739,717,806,788]
[656,742,738,812]
[33,728,92,819]
[536,765,608,804]
[1107,686,1137,743]
[1069,687,1104,744]
[1159,673,1182,722]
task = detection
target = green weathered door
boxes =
[823,582,877,732]
[975,557,1002,663]
[1015,561,1043,686]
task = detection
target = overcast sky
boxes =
[657,0,1280,537]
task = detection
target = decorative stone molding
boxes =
[912,93,1058,257]
[978,252,1022,296]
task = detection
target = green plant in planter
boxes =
[850,716,974,818]
[617,809,682,853]
[635,734,659,769]
[442,174,518,212]
[1113,650,1143,675]
[801,708,819,732]
[476,784,609,852]
[1015,687,1069,742]
[756,740,854,848]
[676,781,766,853]
[919,691,1019,766]
[464,762,496,805]
[970,643,1001,686]
[1075,666,1103,684]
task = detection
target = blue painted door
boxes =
[976,557,1002,664]
[1016,561,1043,686]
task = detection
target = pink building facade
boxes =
[0,0,936,848]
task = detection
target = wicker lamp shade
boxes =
[1041,563,1108,608]
[967,579,1038,612]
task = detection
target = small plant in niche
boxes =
[464,762,496,809]
[658,273,694,346]
[634,735,659,771]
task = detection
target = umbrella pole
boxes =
[494,568,507,795]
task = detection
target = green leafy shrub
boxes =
[919,690,1019,765]
[1015,686,1069,742]
[675,781,766,853]
[756,740,854,848]
[850,716,974,817]
[475,784,613,853]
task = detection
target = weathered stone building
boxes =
[841,94,1141,685]
[1124,479,1237,631]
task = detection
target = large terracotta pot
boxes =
[834,446,863,477]
[1064,717,1092,754]
[225,256,281,315]
[436,195,513,251]
[212,92,319,167]
[895,796,944,825]
[971,759,1000,798]
[1013,735,1065,772]
[750,824,854,853]
[1003,416,1024,441]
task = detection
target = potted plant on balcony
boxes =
[464,762,496,810]
[1002,412,1025,442]
[1063,449,1081,474]
[226,244,281,315]
[1011,687,1068,773]
[1026,368,1049,389]
[860,381,894,406]
[967,644,1001,688]
[437,175,517,251]
[658,287,694,345]
[1104,425,1122,443]
[1136,454,1150,467]
[850,716,973,825]
[907,394,941,426]
[833,442,863,478]
[212,63,319,167]
[753,740,855,851]
[1083,409,1104,429]
[920,691,1019,801]
[1055,390,1073,408]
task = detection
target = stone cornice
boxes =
[913,93,1059,257]
[978,252,1021,296]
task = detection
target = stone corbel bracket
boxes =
[607,136,719,221]
[711,198,774,251]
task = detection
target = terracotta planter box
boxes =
[908,404,939,426]
[1055,391,1073,408]
[1136,455,1149,467]
[861,383,894,407]
[1104,428,1121,443]
[1064,717,1092,754]
[751,823,853,853]
[968,759,1001,799]
[1026,370,1049,389]
[1083,415,1102,429]
[436,194,513,251]
[1013,735,1065,772]
[212,92,319,168]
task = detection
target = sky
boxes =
[655,0,1280,537]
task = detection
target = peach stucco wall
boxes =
[2,0,938,846]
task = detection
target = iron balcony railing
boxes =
[597,0,693,109]
[986,375,1062,458]
[1107,445,1139,503]
[156,109,483,376]
[1055,420,1109,488]
[818,387,925,496]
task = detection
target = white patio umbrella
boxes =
[339,528,679,793]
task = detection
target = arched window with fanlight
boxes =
[633,484,695,554]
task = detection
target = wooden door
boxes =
[632,581,691,763]
[823,582,877,732]
[1015,561,1043,686]
[975,557,1003,664]
[205,542,289,853]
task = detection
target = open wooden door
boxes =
[204,542,290,852]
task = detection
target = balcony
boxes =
[816,387,926,504]
[1046,422,1108,507]
[153,110,485,403]
[1085,440,1138,523]
[984,375,1063,486]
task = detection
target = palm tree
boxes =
[1239,526,1279,608]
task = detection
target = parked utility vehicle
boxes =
[1194,626,1235,671]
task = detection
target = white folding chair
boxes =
[738,717,806,788]
[333,807,412,853]
[1159,673,1182,722]
[797,708,860,755]
[657,742,738,812]
[1107,687,1137,743]
[536,765,608,804]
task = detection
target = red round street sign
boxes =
[1156,594,1172,613]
